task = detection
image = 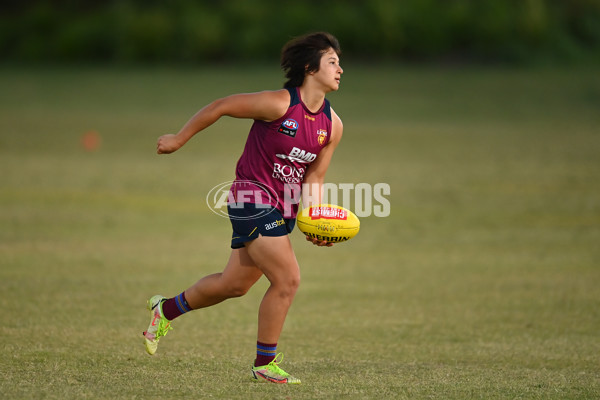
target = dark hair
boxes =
[281,32,341,88]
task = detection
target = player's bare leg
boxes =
[143,248,262,355]
[246,235,301,384]
[245,235,300,343]
[183,249,263,309]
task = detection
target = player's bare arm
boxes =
[157,89,290,154]
[302,109,343,247]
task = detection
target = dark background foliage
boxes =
[1,0,599,65]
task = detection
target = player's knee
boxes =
[290,274,301,292]
[276,273,300,299]
[227,282,252,298]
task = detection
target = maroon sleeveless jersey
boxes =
[230,87,332,218]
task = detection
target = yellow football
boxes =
[296,204,360,243]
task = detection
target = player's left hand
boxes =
[305,235,334,247]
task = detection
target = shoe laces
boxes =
[155,316,173,339]
[266,353,289,377]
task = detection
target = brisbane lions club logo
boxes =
[278,119,298,138]
[317,129,328,146]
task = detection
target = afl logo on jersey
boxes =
[317,129,328,146]
[278,119,298,138]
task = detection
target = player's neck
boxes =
[299,85,326,113]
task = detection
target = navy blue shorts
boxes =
[227,203,296,249]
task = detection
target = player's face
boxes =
[314,48,343,92]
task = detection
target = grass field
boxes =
[1,64,599,399]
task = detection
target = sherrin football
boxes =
[297,204,360,243]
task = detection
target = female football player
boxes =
[143,32,343,384]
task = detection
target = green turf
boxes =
[1,64,599,399]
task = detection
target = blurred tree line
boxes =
[1,0,599,64]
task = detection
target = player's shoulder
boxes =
[327,107,343,146]
[246,88,290,106]
[331,107,343,129]
[260,88,291,103]
[249,89,291,122]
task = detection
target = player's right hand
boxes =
[305,235,334,247]
[157,134,182,154]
